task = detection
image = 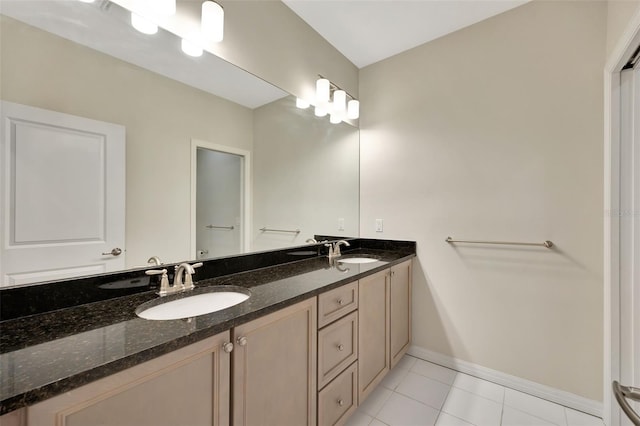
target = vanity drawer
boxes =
[318,362,358,426]
[318,311,358,389]
[318,281,358,328]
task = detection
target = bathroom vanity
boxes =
[0,239,414,426]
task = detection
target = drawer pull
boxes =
[337,298,344,306]
[337,344,344,351]
[222,342,234,353]
[337,399,344,407]
[237,336,247,346]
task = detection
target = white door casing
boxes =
[605,9,640,426]
[0,101,125,287]
[190,139,251,259]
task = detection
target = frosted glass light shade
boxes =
[202,1,224,42]
[131,13,158,34]
[316,78,330,104]
[78,0,96,3]
[296,98,310,109]
[333,90,346,112]
[181,38,203,57]
[157,0,176,15]
[329,113,342,124]
[347,100,360,119]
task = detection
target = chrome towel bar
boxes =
[446,236,554,249]
[260,227,301,234]
[206,225,234,230]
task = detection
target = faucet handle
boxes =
[145,269,170,296]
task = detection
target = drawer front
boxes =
[318,311,358,389]
[318,362,358,426]
[318,281,358,328]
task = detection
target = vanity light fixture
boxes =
[157,0,176,16]
[131,12,158,35]
[311,76,360,123]
[202,0,224,42]
[78,0,96,3]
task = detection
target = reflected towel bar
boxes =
[206,225,234,230]
[446,236,554,249]
[260,227,300,234]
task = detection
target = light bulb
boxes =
[347,100,360,119]
[202,1,224,42]
[333,90,346,112]
[316,78,330,104]
[131,12,158,35]
[296,98,310,109]
[181,37,203,57]
[315,106,328,117]
[157,0,176,15]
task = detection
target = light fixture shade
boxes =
[316,78,330,104]
[329,113,342,124]
[347,100,360,119]
[333,90,346,112]
[78,0,96,3]
[157,0,176,15]
[131,12,158,35]
[296,98,310,109]
[181,37,203,57]
[315,106,328,117]
[202,1,224,42]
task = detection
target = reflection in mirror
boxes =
[0,0,359,287]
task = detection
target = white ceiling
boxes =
[283,0,529,68]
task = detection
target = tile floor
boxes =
[345,355,604,426]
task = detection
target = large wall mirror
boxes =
[0,0,359,287]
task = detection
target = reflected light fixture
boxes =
[315,106,328,117]
[316,78,330,105]
[181,36,203,57]
[78,0,96,3]
[296,98,310,109]
[131,12,158,34]
[157,0,176,16]
[202,0,224,42]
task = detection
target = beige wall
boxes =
[1,16,254,267]
[360,0,606,401]
[252,96,359,250]
[606,0,640,59]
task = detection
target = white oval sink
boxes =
[338,257,379,264]
[137,289,250,320]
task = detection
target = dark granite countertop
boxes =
[0,246,414,414]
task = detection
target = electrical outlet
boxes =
[338,218,345,231]
[375,219,383,232]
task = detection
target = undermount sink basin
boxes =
[136,287,250,320]
[337,257,380,264]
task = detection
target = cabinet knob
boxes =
[237,336,248,346]
[337,399,344,407]
[337,298,344,306]
[391,270,395,276]
[222,342,234,353]
[337,344,344,351]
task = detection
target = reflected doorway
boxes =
[191,140,251,260]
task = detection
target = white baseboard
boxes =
[407,345,603,418]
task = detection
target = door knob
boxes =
[102,248,123,256]
[612,381,640,425]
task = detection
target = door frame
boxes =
[190,139,251,259]
[604,10,640,426]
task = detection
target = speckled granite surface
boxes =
[0,243,415,414]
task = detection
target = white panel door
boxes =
[0,101,125,287]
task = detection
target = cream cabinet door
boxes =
[27,332,231,426]
[232,297,317,426]
[358,269,390,403]
[390,260,412,368]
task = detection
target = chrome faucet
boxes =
[325,240,350,259]
[174,262,203,292]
